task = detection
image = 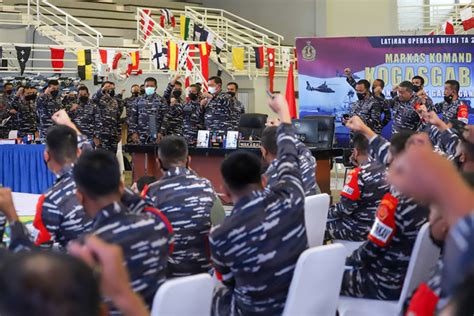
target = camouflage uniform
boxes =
[230,98,245,130]
[203,91,236,132]
[265,140,319,196]
[349,96,383,134]
[433,99,469,124]
[92,89,123,152]
[68,99,96,141]
[210,123,307,316]
[128,93,167,144]
[326,159,389,241]
[145,166,225,277]
[161,103,184,136]
[33,164,91,250]
[345,76,391,129]
[11,96,37,137]
[124,94,139,138]
[0,103,12,138]
[36,92,63,138]
[341,135,429,300]
[90,201,173,310]
[182,100,204,145]
[386,94,423,134]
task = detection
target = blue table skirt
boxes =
[0,145,55,194]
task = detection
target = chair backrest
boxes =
[293,116,335,148]
[397,222,441,308]
[283,244,346,316]
[304,193,330,247]
[238,113,268,139]
[8,130,18,139]
[151,273,214,316]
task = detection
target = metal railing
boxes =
[134,6,292,78]
[398,2,473,34]
[24,0,103,47]
[185,6,283,46]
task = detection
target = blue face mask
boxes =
[145,87,155,96]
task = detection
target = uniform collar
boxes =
[232,190,264,215]
[163,166,191,178]
[92,201,126,228]
[56,163,74,180]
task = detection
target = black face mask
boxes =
[228,91,236,98]
[412,85,421,93]
[109,89,115,97]
[79,96,89,103]
[132,92,139,97]
[51,90,59,98]
[356,92,365,101]
[25,94,36,101]
[444,95,453,103]
[140,89,145,95]
[188,93,198,101]
[5,90,13,95]
[172,90,182,99]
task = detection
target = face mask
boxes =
[51,90,59,97]
[132,92,139,97]
[208,86,217,94]
[188,93,198,101]
[25,94,36,101]
[412,85,420,93]
[109,89,115,97]
[444,95,453,103]
[227,91,236,98]
[140,89,145,95]
[356,92,365,101]
[5,90,12,95]
[172,90,182,98]
[145,87,155,96]
[79,96,89,103]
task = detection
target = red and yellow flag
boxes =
[167,41,178,71]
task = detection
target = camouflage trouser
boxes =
[325,218,372,242]
[341,267,403,300]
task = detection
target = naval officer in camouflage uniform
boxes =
[182,84,205,146]
[386,81,424,134]
[73,150,174,311]
[129,77,167,144]
[160,76,185,137]
[261,124,319,196]
[342,116,429,300]
[36,80,63,139]
[227,82,245,130]
[144,135,225,277]
[92,81,123,152]
[433,80,469,125]
[124,84,140,140]
[344,79,383,135]
[201,76,236,132]
[68,86,96,141]
[210,94,307,316]
[10,86,38,137]
[326,133,388,241]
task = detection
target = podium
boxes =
[125,145,343,202]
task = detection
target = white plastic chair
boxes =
[8,130,18,139]
[338,223,441,316]
[151,274,214,316]
[283,244,346,316]
[334,240,364,256]
[304,193,330,247]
